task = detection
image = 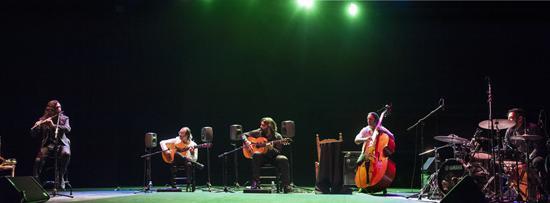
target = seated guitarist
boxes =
[354,112,395,174]
[160,127,198,188]
[242,117,292,193]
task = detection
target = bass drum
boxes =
[437,159,466,194]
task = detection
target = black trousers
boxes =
[33,145,71,181]
[251,150,290,186]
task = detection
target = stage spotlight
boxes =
[347,2,359,17]
[297,0,314,10]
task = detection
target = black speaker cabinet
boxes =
[342,151,361,186]
[441,175,487,203]
[0,176,50,203]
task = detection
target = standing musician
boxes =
[160,127,198,188]
[504,108,548,200]
[242,117,292,193]
[31,100,71,189]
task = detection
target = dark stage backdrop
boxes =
[3,1,550,188]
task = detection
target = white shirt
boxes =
[354,125,394,145]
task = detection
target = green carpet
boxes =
[67,187,420,203]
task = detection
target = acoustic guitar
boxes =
[161,143,212,164]
[242,137,292,159]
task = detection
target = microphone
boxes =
[439,98,445,111]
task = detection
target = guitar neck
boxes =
[176,143,209,152]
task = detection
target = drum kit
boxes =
[418,118,544,202]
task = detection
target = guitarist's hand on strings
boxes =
[245,139,254,151]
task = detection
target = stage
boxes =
[47,187,434,203]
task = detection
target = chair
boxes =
[172,164,196,192]
[42,156,72,194]
[315,133,343,182]
[259,163,281,192]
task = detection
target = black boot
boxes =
[283,184,293,193]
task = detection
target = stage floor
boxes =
[45,187,437,203]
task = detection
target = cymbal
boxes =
[434,134,469,144]
[418,144,453,156]
[509,134,543,141]
[472,136,491,141]
[478,119,515,130]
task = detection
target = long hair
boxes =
[261,117,278,133]
[41,100,61,119]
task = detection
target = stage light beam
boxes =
[297,0,314,10]
[347,3,359,17]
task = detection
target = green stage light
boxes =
[347,2,359,17]
[297,0,314,10]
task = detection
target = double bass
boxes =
[355,106,396,193]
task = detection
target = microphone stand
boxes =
[231,142,240,188]
[135,147,154,194]
[406,99,444,200]
[206,145,212,191]
[216,146,244,193]
[485,77,504,202]
[50,113,73,198]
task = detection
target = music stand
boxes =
[201,127,213,192]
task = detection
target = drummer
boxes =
[504,108,548,197]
